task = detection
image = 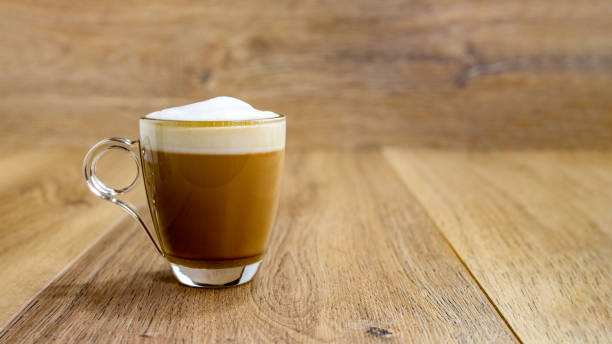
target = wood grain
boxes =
[384,149,612,343]
[1,0,612,341]
[0,151,516,343]
[0,147,145,325]
[1,0,611,151]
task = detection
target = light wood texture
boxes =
[1,0,611,151]
[0,147,141,324]
[0,152,517,343]
[1,0,611,341]
[384,149,612,343]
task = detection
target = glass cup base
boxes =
[169,260,262,288]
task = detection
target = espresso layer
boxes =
[141,150,284,267]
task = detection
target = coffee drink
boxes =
[140,97,285,269]
[84,96,285,287]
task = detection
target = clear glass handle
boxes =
[83,137,164,256]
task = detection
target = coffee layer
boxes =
[141,150,284,268]
[140,120,285,154]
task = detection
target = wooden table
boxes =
[1,0,611,342]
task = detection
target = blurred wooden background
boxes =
[1,0,611,342]
[2,0,611,151]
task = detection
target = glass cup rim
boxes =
[139,114,285,127]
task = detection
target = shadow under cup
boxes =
[140,117,285,287]
[84,116,285,288]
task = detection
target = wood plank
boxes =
[1,0,612,151]
[0,147,142,325]
[384,149,612,343]
[2,0,612,338]
[0,151,516,343]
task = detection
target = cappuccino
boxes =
[84,96,285,287]
[140,97,285,269]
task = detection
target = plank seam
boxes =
[382,150,524,344]
[438,233,524,344]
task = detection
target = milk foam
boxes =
[145,97,280,121]
[140,97,285,154]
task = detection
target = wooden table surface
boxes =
[1,0,611,343]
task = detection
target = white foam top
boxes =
[145,96,280,121]
[140,97,285,154]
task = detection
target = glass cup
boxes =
[83,116,285,287]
